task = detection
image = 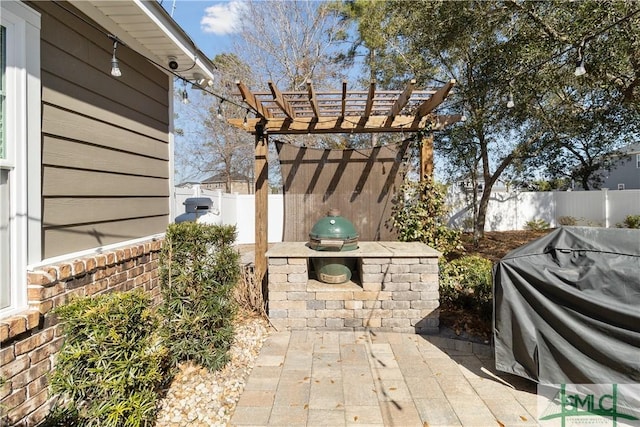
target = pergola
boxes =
[228,79,460,280]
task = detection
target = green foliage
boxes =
[48,291,168,427]
[439,256,493,320]
[159,222,240,371]
[390,176,462,256]
[525,219,550,231]
[618,215,640,229]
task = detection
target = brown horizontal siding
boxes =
[43,197,169,227]
[31,1,173,259]
[42,105,169,160]
[41,42,168,123]
[42,217,168,259]
[43,167,169,197]
[42,73,169,142]
[43,136,169,178]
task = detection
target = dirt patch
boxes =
[457,229,553,263]
[440,229,554,341]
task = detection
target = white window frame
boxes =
[636,153,640,169]
[1,0,40,318]
[617,183,625,191]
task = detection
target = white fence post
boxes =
[602,188,609,228]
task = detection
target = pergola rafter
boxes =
[228,78,460,282]
[229,79,459,135]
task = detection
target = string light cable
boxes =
[504,7,640,106]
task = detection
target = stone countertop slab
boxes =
[265,241,441,258]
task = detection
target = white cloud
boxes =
[200,1,245,35]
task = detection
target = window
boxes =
[1,1,40,316]
[618,183,625,191]
[636,154,640,169]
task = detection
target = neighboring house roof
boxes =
[70,0,217,82]
[202,173,252,183]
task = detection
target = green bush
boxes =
[524,218,550,230]
[48,290,168,427]
[390,176,462,256]
[618,215,640,229]
[439,255,493,319]
[159,222,240,371]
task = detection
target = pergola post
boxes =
[420,132,434,180]
[254,124,268,283]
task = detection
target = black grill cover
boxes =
[494,226,640,384]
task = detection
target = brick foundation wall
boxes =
[267,248,440,334]
[0,238,163,426]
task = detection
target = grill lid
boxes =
[308,209,358,251]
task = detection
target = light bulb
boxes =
[110,56,122,77]
[181,90,189,104]
[506,93,515,109]
[574,60,586,77]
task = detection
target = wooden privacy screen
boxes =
[276,140,410,242]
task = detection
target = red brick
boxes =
[14,329,53,356]
[11,359,50,389]
[27,271,55,286]
[7,388,49,424]
[123,247,132,259]
[2,388,27,412]
[1,346,15,365]
[0,323,8,342]
[26,399,55,427]
[85,257,97,272]
[2,354,30,379]
[72,260,85,276]
[115,249,125,262]
[6,316,27,339]
[95,254,107,268]
[0,379,11,399]
[31,299,54,315]
[106,252,116,265]
[85,279,108,296]
[57,263,73,281]
[25,311,40,330]
[27,375,49,396]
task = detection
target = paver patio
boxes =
[230,330,540,426]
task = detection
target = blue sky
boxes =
[159,0,244,59]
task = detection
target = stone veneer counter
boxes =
[266,242,442,334]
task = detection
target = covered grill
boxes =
[307,209,359,284]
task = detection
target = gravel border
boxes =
[155,316,271,427]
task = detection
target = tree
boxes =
[342,0,640,238]
[173,54,255,190]
[234,0,349,91]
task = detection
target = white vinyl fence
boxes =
[447,189,640,231]
[174,186,640,244]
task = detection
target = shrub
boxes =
[47,290,169,427]
[159,222,240,371]
[524,218,550,230]
[390,176,462,256]
[618,215,640,229]
[558,216,577,226]
[439,255,493,319]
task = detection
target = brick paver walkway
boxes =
[230,330,539,426]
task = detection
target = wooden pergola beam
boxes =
[306,80,320,118]
[415,79,456,118]
[268,81,295,119]
[340,80,347,118]
[236,81,271,118]
[363,80,376,118]
[389,79,416,117]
